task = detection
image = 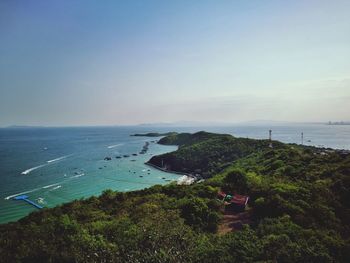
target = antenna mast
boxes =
[269,130,273,148]
[301,132,304,145]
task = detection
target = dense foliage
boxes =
[1,132,349,262]
[149,131,285,177]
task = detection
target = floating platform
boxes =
[13,195,43,209]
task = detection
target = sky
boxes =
[0,0,349,126]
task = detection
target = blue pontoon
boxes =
[13,195,43,209]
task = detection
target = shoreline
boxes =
[2,129,349,225]
[145,161,197,178]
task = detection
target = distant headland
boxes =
[130,132,178,137]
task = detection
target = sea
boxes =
[1,124,349,224]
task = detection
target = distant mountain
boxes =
[138,121,239,127]
[234,120,323,126]
[138,120,315,127]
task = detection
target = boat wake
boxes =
[47,155,70,163]
[21,155,71,175]
[4,187,41,200]
[4,182,62,200]
[107,144,123,149]
[42,183,60,189]
[5,171,81,200]
[72,173,84,178]
[21,164,47,175]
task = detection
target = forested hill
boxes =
[1,132,350,262]
[148,131,286,177]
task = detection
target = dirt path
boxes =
[217,210,252,235]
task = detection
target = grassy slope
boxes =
[1,132,349,262]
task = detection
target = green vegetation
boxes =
[149,131,286,177]
[1,132,349,262]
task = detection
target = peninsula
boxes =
[130,132,178,137]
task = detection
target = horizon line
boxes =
[1,120,341,129]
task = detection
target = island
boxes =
[1,131,349,262]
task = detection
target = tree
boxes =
[224,168,248,193]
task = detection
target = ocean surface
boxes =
[1,124,349,224]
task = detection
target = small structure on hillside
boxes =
[269,130,273,148]
[218,191,249,212]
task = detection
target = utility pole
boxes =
[269,130,273,148]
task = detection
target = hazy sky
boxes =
[1,0,349,126]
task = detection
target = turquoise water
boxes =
[1,124,349,224]
[0,127,180,224]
